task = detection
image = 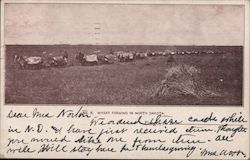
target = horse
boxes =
[13,55,44,69]
[47,51,68,67]
[76,52,98,65]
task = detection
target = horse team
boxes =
[13,49,222,69]
[13,51,68,69]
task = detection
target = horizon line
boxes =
[4,44,244,47]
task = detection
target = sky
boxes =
[5,3,244,45]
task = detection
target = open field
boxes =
[5,45,243,105]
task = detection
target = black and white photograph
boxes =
[5,3,244,105]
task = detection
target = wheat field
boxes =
[5,45,243,105]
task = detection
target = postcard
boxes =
[0,0,249,159]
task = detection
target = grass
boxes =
[5,45,243,105]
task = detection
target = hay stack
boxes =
[152,64,219,101]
